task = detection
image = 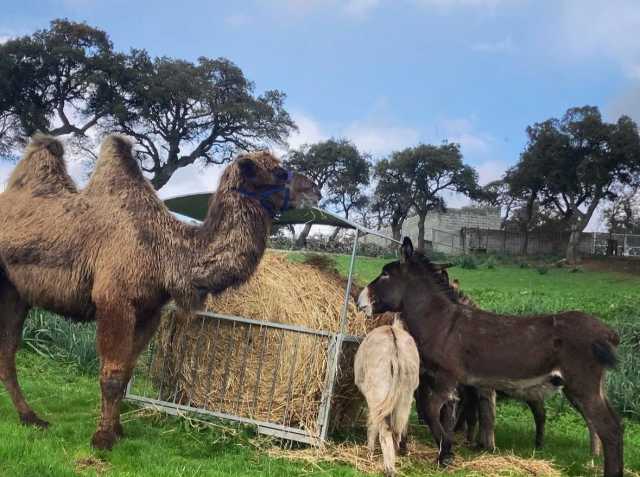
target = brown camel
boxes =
[0,134,320,450]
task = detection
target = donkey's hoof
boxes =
[383,469,397,477]
[20,411,50,429]
[91,430,118,451]
[438,453,454,467]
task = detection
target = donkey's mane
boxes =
[412,253,460,304]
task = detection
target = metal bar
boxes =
[171,317,191,404]
[234,324,253,413]
[218,320,237,407]
[299,335,321,425]
[203,318,222,409]
[251,325,269,415]
[320,229,360,441]
[193,310,334,338]
[126,393,320,442]
[186,315,207,407]
[267,329,286,416]
[156,316,177,401]
[282,337,300,426]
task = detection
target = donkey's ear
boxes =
[400,237,414,263]
[238,157,257,178]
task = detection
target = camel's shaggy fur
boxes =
[0,134,320,450]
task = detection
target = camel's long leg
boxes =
[0,279,47,427]
[91,307,161,450]
[113,312,162,438]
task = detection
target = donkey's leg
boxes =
[458,386,479,444]
[565,392,603,457]
[0,281,47,428]
[391,392,413,456]
[564,379,623,477]
[378,418,397,477]
[420,379,456,466]
[476,388,496,451]
[367,414,379,457]
[526,399,546,449]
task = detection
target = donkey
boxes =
[358,237,623,477]
[354,317,420,477]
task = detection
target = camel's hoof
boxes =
[114,422,125,439]
[438,453,454,467]
[91,430,118,451]
[20,411,50,429]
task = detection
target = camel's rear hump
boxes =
[5,134,76,195]
[85,135,149,193]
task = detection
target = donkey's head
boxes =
[222,151,321,216]
[357,237,454,316]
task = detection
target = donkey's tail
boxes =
[370,329,402,426]
[592,339,618,369]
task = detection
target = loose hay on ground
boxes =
[265,441,561,477]
[146,252,369,437]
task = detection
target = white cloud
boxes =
[285,111,327,150]
[158,163,223,199]
[553,0,640,78]
[471,36,515,53]
[475,159,508,185]
[0,35,12,45]
[438,117,493,156]
[344,120,420,156]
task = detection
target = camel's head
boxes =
[223,151,321,216]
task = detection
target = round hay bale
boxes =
[151,252,370,436]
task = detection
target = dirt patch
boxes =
[581,257,640,276]
[74,456,111,475]
[266,440,561,477]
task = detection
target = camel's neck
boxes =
[170,191,272,310]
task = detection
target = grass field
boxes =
[1,256,639,476]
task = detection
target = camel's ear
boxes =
[400,237,414,263]
[238,157,257,178]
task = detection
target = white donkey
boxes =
[354,317,420,477]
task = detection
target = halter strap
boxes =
[233,170,293,218]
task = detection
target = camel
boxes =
[0,134,320,450]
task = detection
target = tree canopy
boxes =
[0,19,295,189]
[517,106,640,261]
[401,143,479,250]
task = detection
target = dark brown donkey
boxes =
[357,237,623,477]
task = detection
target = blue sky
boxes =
[2,0,640,217]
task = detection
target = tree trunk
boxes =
[391,216,405,241]
[417,212,427,252]
[328,226,340,242]
[521,229,529,256]
[295,223,312,249]
[566,224,582,264]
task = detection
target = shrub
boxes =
[607,321,640,418]
[485,256,497,269]
[22,309,98,374]
[455,255,478,269]
[536,265,549,275]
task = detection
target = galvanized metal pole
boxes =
[318,229,360,442]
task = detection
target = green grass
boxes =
[2,256,640,476]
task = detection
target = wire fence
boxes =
[429,227,640,257]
